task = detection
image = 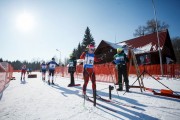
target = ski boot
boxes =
[52,80,54,85]
[82,91,88,100]
[126,85,129,92]
[48,80,50,85]
[117,87,123,91]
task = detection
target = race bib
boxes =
[85,56,94,65]
[49,63,56,69]
[42,65,46,69]
[69,62,74,67]
[116,56,124,62]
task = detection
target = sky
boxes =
[0,0,180,63]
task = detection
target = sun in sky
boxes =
[16,11,35,32]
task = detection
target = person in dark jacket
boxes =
[41,61,47,80]
[113,48,129,92]
[47,58,59,85]
[68,54,77,86]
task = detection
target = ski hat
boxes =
[87,44,95,49]
[117,48,123,52]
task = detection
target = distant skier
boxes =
[80,44,101,98]
[67,54,77,87]
[21,64,26,81]
[113,48,129,92]
[41,61,47,80]
[29,68,32,74]
[27,68,30,74]
[47,58,59,85]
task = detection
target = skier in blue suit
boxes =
[47,58,59,85]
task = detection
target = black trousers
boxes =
[117,64,129,88]
[70,72,75,85]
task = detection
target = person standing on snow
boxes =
[47,58,59,85]
[113,48,129,92]
[21,64,27,81]
[80,44,101,97]
[67,54,77,87]
[41,61,47,80]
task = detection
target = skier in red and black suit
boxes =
[80,44,101,97]
[21,64,26,81]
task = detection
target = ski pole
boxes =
[103,54,121,99]
[106,62,121,98]
[146,72,180,96]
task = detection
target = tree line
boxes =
[0,59,41,71]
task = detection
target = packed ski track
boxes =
[0,72,180,120]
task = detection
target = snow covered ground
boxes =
[0,72,180,120]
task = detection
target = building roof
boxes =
[95,30,169,55]
[95,29,177,64]
[117,30,168,54]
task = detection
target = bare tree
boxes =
[133,26,146,37]
[134,19,169,37]
[172,37,180,63]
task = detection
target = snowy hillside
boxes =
[0,72,180,120]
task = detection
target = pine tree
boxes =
[0,58,3,62]
[71,27,95,59]
[76,42,83,59]
[72,48,77,58]
[81,27,95,51]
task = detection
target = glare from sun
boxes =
[16,11,35,32]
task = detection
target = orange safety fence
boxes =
[55,63,180,83]
[13,70,21,72]
[129,64,180,78]
[0,62,13,93]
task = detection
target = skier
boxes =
[47,58,59,85]
[67,54,77,87]
[80,44,101,98]
[27,68,30,74]
[113,48,129,92]
[21,64,26,81]
[41,61,47,80]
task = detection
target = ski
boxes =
[96,95,111,102]
[87,97,118,113]
[88,95,135,108]
[88,95,111,102]
[67,84,81,87]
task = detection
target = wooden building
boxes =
[95,29,176,65]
